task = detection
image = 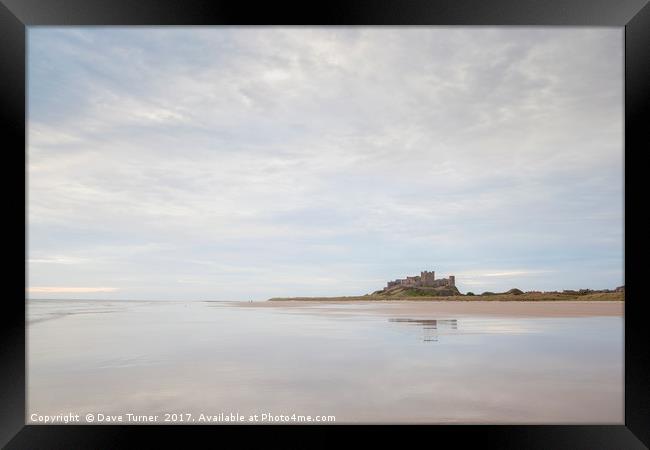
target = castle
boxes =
[385,271,455,290]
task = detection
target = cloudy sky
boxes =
[27,27,623,300]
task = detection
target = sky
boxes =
[27,27,624,300]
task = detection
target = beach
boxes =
[238,300,624,318]
[27,299,623,424]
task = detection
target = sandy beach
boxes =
[28,299,624,424]
[236,300,624,318]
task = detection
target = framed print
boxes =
[2,0,649,448]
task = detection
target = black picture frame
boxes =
[2,0,648,448]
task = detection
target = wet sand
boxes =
[28,299,624,424]
[236,300,623,318]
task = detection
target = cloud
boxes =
[28,256,89,265]
[27,28,623,299]
[27,287,119,293]
[480,271,552,278]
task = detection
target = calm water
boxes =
[27,300,623,424]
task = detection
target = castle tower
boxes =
[449,275,455,287]
[420,271,435,286]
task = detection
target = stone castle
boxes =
[385,271,455,290]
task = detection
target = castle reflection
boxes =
[388,318,458,342]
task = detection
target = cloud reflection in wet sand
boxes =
[28,300,623,424]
